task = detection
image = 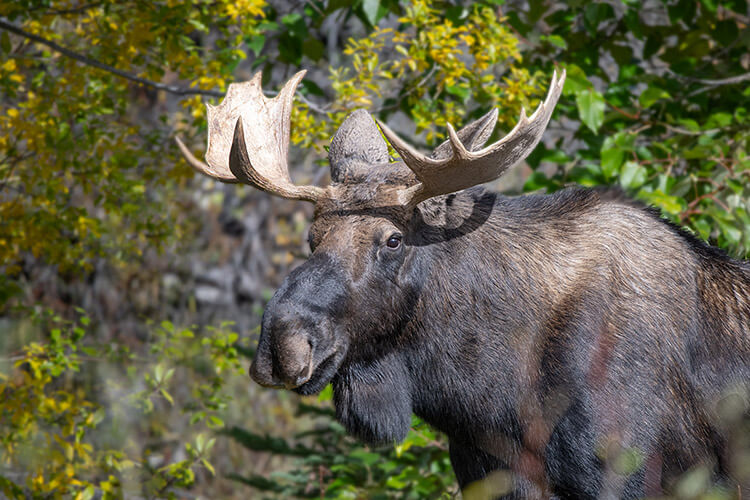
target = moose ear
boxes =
[429,108,499,160]
[329,109,389,183]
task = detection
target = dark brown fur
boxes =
[250,111,750,498]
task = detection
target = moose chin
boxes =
[177,69,750,499]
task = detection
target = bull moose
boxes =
[176,70,750,498]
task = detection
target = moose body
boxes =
[177,70,750,498]
[328,185,750,498]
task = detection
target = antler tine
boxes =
[174,136,238,183]
[175,70,323,202]
[380,70,566,206]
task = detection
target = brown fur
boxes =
[250,111,750,498]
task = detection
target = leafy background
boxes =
[0,0,748,498]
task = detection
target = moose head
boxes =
[176,68,564,424]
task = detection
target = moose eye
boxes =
[385,234,402,249]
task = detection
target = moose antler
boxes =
[378,70,566,206]
[174,70,324,202]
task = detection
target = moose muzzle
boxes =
[249,253,348,392]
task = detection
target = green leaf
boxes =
[717,217,742,245]
[257,21,278,32]
[544,35,567,49]
[350,450,381,466]
[247,35,265,57]
[281,13,303,26]
[576,90,606,134]
[524,171,553,191]
[639,86,670,108]
[207,415,224,429]
[0,32,10,54]
[362,0,381,26]
[280,13,307,40]
[707,112,733,128]
[0,476,25,497]
[160,388,174,405]
[318,383,333,402]
[302,38,325,61]
[643,34,662,59]
[446,84,470,101]
[600,147,624,180]
[386,476,407,489]
[562,64,591,95]
[190,411,206,425]
[187,19,209,33]
[619,161,647,189]
[79,485,95,500]
[584,3,615,29]
[73,326,85,340]
[638,190,685,215]
[302,79,325,97]
[201,458,216,476]
[677,119,700,132]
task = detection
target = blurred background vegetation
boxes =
[0,0,748,498]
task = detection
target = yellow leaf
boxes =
[1,59,16,72]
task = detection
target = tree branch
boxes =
[687,72,750,86]
[666,68,750,97]
[0,19,224,97]
[29,2,104,16]
[0,19,331,113]
[372,64,437,114]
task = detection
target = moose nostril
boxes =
[276,335,314,389]
[250,357,283,388]
[293,356,315,387]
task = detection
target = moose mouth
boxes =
[292,348,346,395]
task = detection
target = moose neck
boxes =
[402,191,542,444]
[333,188,560,447]
[397,187,606,446]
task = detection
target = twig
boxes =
[295,92,330,114]
[0,354,111,363]
[0,355,25,362]
[0,151,35,194]
[0,19,332,113]
[684,72,750,86]
[659,122,721,136]
[0,19,223,97]
[666,68,750,97]
[319,464,325,500]
[33,2,104,16]
[372,64,438,114]
[306,0,325,17]
[686,186,730,213]
[606,100,640,120]
[629,123,652,135]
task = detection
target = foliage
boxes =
[509,0,750,256]
[224,395,456,499]
[0,0,263,279]
[0,310,244,498]
[319,1,540,146]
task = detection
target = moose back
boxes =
[177,70,750,499]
